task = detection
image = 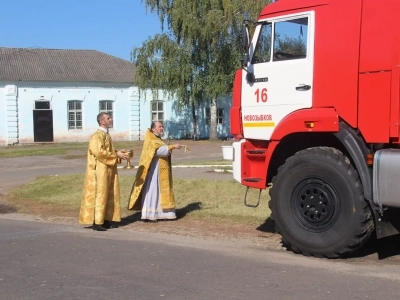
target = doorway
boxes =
[33,101,54,142]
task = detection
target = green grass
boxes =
[0,147,68,158]
[8,174,271,226]
[0,141,144,158]
[176,160,232,166]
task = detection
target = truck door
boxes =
[242,12,315,140]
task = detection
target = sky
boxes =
[0,0,164,61]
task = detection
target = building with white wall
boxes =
[0,47,231,146]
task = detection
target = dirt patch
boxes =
[124,218,285,251]
[0,203,17,214]
[0,192,17,213]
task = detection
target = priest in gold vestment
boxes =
[128,121,182,222]
[79,113,128,231]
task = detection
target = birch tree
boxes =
[132,0,269,139]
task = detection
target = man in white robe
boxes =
[128,121,182,222]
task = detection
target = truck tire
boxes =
[269,147,374,258]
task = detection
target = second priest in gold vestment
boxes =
[128,121,182,221]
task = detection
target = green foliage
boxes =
[133,0,270,105]
[275,35,307,56]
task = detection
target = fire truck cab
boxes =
[230,0,400,257]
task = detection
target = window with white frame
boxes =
[217,108,223,124]
[99,101,113,127]
[151,100,164,122]
[205,108,223,125]
[68,101,82,129]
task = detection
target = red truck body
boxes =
[229,0,400,257]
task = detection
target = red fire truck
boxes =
[229,0,400,257]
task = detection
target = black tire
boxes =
[269,147,374,258]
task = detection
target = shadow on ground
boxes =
[120,202,202,227]
[256,217,276,233]
[344,234,400,260]
[176,202,202,219]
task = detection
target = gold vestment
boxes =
[128,129,175,211]
[79,130,121,225]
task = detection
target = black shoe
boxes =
[92,224,107,231]
[104,220,119,229]
[103,221,111,229]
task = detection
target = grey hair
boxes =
[150,121,163,130]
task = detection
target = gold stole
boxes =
[128,129,175,210]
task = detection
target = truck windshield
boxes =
[252,23,272,64]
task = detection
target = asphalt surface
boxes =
[2,217,400,300]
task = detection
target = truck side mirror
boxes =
[246,72,255,84]
[242,22,250,51]
[241,53,249,65]
[241,21,251,68]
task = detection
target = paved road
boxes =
[1,217,400,300]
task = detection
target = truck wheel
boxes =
[269,147,374,258]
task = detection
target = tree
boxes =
[275,35,307,56]
[132,0,269,139]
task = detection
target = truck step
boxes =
[246,150,266,155]
[244,187,262,208]
[243,177,262,182]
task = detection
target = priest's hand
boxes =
[173,144,182,149]
[117,149,129,160]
